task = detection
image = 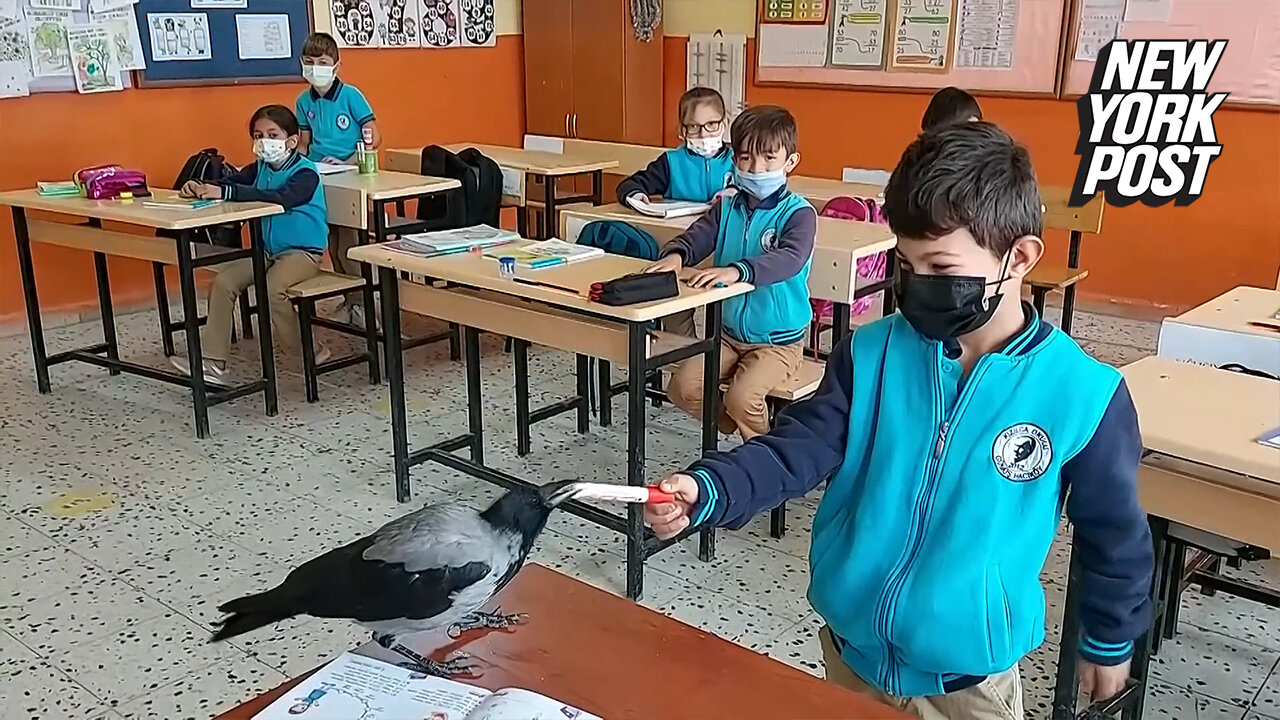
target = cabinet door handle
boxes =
[564,113,570,137]
[572,113,578,138]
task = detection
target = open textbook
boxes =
[625,194,711,219]
[252,652,599,720]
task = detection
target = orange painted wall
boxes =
[0,38,526,328]
[663,38,1280,311]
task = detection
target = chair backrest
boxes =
[1040,186,1105,234]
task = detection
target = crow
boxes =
[210,480,583,676]
[1013,438,1036,466]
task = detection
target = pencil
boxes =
[511,276,583,296]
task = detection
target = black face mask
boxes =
[894,265,1008,341]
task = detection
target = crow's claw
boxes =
[447,609,530,638]
[390,643,478,678]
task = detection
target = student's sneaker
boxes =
[170,355,227,385]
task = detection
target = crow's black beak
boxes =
[538,480,581,507]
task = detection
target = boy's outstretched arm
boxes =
[617,155,672,202]
[659,197,723,268]
[1062,379,1153,698]
[666,335,854,532]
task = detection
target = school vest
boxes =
[665,147,735,203]
[714,192,813,344]
[256,155,328,257]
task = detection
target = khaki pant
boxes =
[667,336,804,440]
[820,627,1024,720]
[205,251,321,361]
[663,309,697,337]
[328,226,363,304]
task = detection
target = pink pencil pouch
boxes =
[75,165,151,200]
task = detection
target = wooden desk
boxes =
[215,565,904,720]
[0,188,282,438]
[1051,356,1280,719]
[320,170,459,230]
[348,242,748,599]
[1166,286,1280,339]
[384,144,618,239]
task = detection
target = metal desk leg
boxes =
[542,174,556,240]
[1126,516,1172,720]
[381,267,411,502]
[598,360,613,427]
[591,171,603,205]
[625,320,648,600]
[1051,541,1084,720]
[176,240,210,438]
[93,251,120,375]
[153,262,176,357]
[514,338,532,456]
[698,301,723,563]
[249,221,277,416]
[832,302,852,347]
[464,326,485,466]
[575,354,590,434]
[13,209,50,393]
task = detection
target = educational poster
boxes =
[687,32,747,121]
[30,0,81,10]
[331,0,377,47]
[888,0,955,71]
[955,0,1015,69]
[829,0,888,68]
[146,12,211,61]
[235,13,291,59]
[381,0,420,47]
[757,23,827,66]
[0,59,29,96]
[25,8,72,75]
[1122,0,1173,22]
[90,5,144,70]
[86,0,132,12]
[761,0,828,23]
[0,14,31,98]
[420,0,459,47]
[458,0,493,47]
[1073,0,1124,61]
[66,23,122,92]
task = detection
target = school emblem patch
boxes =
[759,228,778,252]
[307,110,315,120]
[336,114,350,130]
[992,423,1052,482]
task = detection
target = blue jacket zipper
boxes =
[872,351,990,693]
[733,205,757,334]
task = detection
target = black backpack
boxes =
[416,145,503,230]
[162,148,243,247]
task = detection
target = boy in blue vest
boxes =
[647,105,816,440]
[645,122,1153,719]
[174,105,330,384]
[295,32,380,328]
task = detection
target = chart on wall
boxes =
[830,0,888,68]
[955,0,1014,68]
[0,0,137,98]
[329,0,492,48]
[888,0,955,71]
[761,0,828,24]
[687,32,746,123]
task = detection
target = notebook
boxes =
[625,195,711,219]
[401,224,520,252]
[36,181,80,197]
[315,163,360,175]
[250,652,600,720]
[485,239,604,268]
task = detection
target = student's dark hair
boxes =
[730,105,798,156]
[884,121,1041,257]
[920,86,982,131]
[250,104,300,136]
[678,86,726,124]
[301,32,340,60]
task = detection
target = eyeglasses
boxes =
[682,119,725,135]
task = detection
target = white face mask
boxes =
[303,64,336,89]
[686,136,724,158]
[253,138,289,164]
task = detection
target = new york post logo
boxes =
[1070,39,1228,208]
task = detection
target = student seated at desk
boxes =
[617,86,735,205]
[646,105,815,441]
[921,86,983,131]
[295,31,380,329]
[645,123,1154,720]
[173,105,330,384]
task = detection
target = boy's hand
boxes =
[191,183,221,200]
[644,474,700,539]
[688,266,742,288]
[1078,658,1130,703]
[645,254,683,274]
[179,180,201,198]
[712,188,737,202]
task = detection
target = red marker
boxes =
[569,483,676,505]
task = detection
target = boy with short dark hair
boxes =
[645,122,1152,720]
[295,31,380,327]
[921,86,983,131]
[646,105,816,440]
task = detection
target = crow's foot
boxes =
[447,608,529,638]
[390,644,478,677]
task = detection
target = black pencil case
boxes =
[589,271,679,306]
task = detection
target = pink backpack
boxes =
[812,195,890,326]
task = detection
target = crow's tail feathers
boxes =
[209,590,296,643]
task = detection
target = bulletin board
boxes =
[132,0,312,88]
[1061,0,1280,109]
[754,0,1070,97]
[0,0,136,96]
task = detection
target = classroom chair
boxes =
[287,271,380,402]
[1028,189,1105,335]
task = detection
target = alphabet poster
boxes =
[146,12,211,61]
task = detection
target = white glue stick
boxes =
[570,483,676,505]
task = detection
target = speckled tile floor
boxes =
[1,303,1278,720]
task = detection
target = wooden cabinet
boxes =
[522,0,663,145]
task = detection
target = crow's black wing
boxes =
[271,535,492,623]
